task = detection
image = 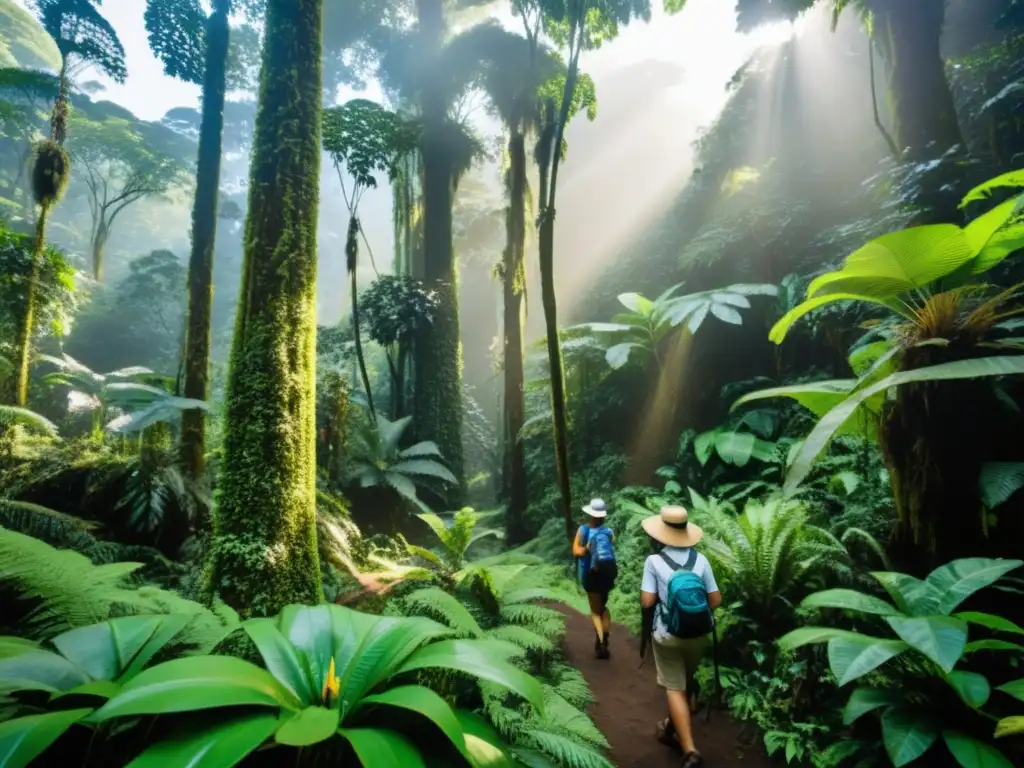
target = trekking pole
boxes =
[704,616,720,724]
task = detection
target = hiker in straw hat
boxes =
[639,505,721,768]
[572,498,618,659]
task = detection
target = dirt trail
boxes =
[560,608,773,768]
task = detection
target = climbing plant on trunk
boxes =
[205,0,326,617]
[14,0,125,406]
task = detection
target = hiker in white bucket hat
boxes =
[572,498,618,659]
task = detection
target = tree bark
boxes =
[414,0,465,503]
[91,219,108,281]
[13,204,49,407]
[180,0,231,479]
[503,131,529,543]
[348,216,376,419]
[205,0,325,617]
[872,0,963,157]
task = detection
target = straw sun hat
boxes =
[641,505,703,548]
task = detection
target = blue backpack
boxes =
[660,549,713,639]
[579,525,616,572]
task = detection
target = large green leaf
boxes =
[964,639,1024,654]
[398,639,544,714]
[871,572,943,616]
[769,292,902,344]
[0,638,39,659]
[341,727,427,767]
[91,656,301,720]
[390,458,457,485]
[275,706,341,747]
[276,603,344,698]
[942,730,1014,768]
[243,618,314,704]
[885,616,967,673]
[455,711,516,767]
[955,612,1024,635]
[842,687,900,725]
[605,342,642,369]
[807,225,974,298]
[995,716,1024,738]
[126,712,278,767]
[800,589,901,617]
[356,686,467,759]
[926,559,1024,614]
[881,706,940,767]
[0,650,90,696]
[960,170,1024,207]
[945,671,991,709]
[338,616,453,706]
[979,463,1024,509]
[121,613,190,681]
[51,616,162,683]
[777,626,866,652]
[0,708,93,768]
[828,636,908,686]
[784,356,1024,495]
[970,197,1024,275]
[997,678,1024,703]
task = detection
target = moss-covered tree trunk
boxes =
[873,0,962,158]
[413,0,464,502]
[180,0,231,479]
[503,131,529,543]
[13,204,50,407]
[205,0,324,616]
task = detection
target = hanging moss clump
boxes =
[30,139,71,206]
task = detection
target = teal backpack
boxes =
[660,549,713,639]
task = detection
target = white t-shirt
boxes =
[641,546,719,640]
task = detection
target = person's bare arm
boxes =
[641,590,658,609]
[572,528,587,558]
[708,590,722,611]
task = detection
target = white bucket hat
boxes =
[582,498,608,518]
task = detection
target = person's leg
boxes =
[654,639,702,761]
[587,592,605,642]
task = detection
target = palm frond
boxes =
[403,586,484,637]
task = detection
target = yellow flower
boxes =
[322,657,340,704]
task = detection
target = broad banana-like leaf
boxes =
[769,292,905,344]
[960,169,1024,207]
[807,225,974,299]
[783,356,1024,495]
[979,462,1024,509]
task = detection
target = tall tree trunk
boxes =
[537,51,581,544]
[13,204,50,406]
[872,0,963,158]
[414,0,464,502]
[205,0,325,616]
[503,131,529,543]
[91,219,108,281]
[180,0,231,479]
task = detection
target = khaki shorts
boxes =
[652,634,709,691]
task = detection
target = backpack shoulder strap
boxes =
[659,552,682,571]
[682,548,698,571]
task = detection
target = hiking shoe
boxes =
[681,750,704,768]
[596,644,610,660]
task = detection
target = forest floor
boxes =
[560,608,774,768]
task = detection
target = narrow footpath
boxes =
[560,609,774,768]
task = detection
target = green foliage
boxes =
[361,274,440,348]
[322,98,418,200]
[31,0,127,83]
[88,603,543,765]
[345,411,457,504]
[143,0,206,85]
[780,558,1024,767]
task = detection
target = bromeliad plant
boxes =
[779,557,1024,768]
[82,603,543,766]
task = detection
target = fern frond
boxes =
[404,587,484,637]
[500,603,565,637]
[539,688,608,748]
[0,527,151,638]
[549,664,593,709]
[525,730,614,768]
[487,624,554,653]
